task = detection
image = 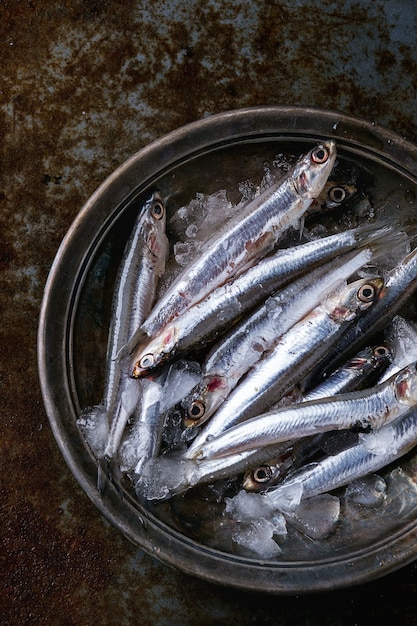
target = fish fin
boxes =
[97,455,124,499]
[354,220,408,260]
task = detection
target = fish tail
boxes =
[354,220,408,259]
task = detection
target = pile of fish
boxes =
[78,140,417,553]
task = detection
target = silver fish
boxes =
[242,436,327,493]
[130,222,396,379]
[181,247,382,428]
[128,142,337,376]
[303,244,417,391]
[134,442,295,501]
[192,362,417,461]
[265,402,417,510]
[94,190,169,491]
[302,343,392,401]
[117,374,166,475]
[184,276,384,460]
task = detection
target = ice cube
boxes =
[225,490,275,522]
[159,360,202,412]
[185,223,198,238]
[77,405,109,457]
[284,494,341,539]
[359,426,399,456]
[267,481,304,512]
[133,454,188,501]
[385,467,417,518]
[345,474,387,507]
[173,241,200,267]
[232,519,283,559]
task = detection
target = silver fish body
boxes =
[103,190,168,413]
[95,190,169,490]
[118,374,166,475]
[192,362,417,461]
[134,441,295,501]
[184,276,384,460]
[129,142,337,376]
[265,402,417,510]
[243,344,392,493]
[242,436,328,493]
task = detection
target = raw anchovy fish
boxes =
[302,244,417,391]
[130,222,397,379]
[182,246,385,428]
[134,441,297,501]
[265,401,417,510]
[242,436,328,493]
[92,190,169,492]
[192,362,417,461]
[117,374,166,475]
[127,141,337,376]
[185,276,384,460]
[302,343,392,401]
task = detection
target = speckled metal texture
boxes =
[4,1,417,624]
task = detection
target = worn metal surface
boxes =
[3,0,417,623]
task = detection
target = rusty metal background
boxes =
[3,0,417,623]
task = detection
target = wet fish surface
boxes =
[302,244,417,391]
[90,190,169,492]
[184,275,385,459]
[265,402,417,510]
[191,362,417,461]
[181,246,387,428]
[127,142,337,376]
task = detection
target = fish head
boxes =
[131,324,178,378]
[181,374,229,428]
[347,343,392,372]
[243,463,276,492]
[142,191,169,272]
[243,448,295,493]
[308,180,358,215]
[394,361,417,406]
[328,276,384,323]
[293,141,337,199]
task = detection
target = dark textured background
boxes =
[3,1,417,624]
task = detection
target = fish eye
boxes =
[252,465,273,484]
[139,353,155,369]
[373,345,390,358]
[357,283,375,303]
[311,146,329,164]
[188,400,205,420]
[328,186,346,203]
[151,200,165,220]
